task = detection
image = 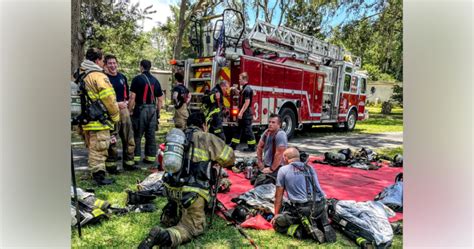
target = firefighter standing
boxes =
[129,60,164,165]
[231,72,257,151]
[203,80,230,141]
[138,112,235,248]
[103,54,139,172]
[172,72,190,130]
[271,147,336,243]
[77,48,120,186]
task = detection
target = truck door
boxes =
[357,77,367,119]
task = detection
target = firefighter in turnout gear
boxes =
[129,60,164,165]
[77,48,120,186]
[172,72,190,130]
[138,112,235,248]
[231,72,257,151]
[202,80,230,141]
[272,148,337,243]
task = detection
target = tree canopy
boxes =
[72,0,403,81]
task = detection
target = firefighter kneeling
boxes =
[139,112,235,248]
[271,147,337,244]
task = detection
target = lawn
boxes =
[71,147,403,248]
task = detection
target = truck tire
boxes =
[280,108,296,139]
[344,109,357,131]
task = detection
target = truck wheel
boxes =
[344,109,357,131]
[280,108,296,139]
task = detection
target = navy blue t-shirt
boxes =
[106,72,129,102]
[130,71,163,106]
[239,84,253,119]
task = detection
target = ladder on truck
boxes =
[246,20,361,67]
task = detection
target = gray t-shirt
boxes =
[261,129,288,167]
[276,161,325,203]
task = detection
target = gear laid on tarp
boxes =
[308,155,403,223]
[216,154,403,231]
[327,199,394,248]
[374,180,403,213]
[314,148,382,170]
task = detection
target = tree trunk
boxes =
[174,0,187,60]
[71,0,84,75]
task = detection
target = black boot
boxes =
[323,224,337,243]
[92,171,114,186]
[106,166,120,175]
[138,227,172,249]
[123,164,141,171]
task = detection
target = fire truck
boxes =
[173,9,368,139]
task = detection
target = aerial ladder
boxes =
[184,10,362,114]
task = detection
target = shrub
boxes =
[381,101,393,114]
[391,85,403,107]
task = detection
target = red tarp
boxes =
[217,155,403,230]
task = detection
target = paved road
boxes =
[73,132,402,171]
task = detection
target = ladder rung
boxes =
[190,78,211,82]
[191,62,212,67]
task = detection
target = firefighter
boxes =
[77,48,120,185]
[103,54,138,172]
[271,147,336,243]
[129,60,164,165]
[138,112,235,249]
[202,80,230,141]
[171,72,190,130]
[230,72,257,151]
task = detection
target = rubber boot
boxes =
[92,171,114,186]
[123,163,141,171]
[323,224,337,243]
[106,166,120,175]
[138,227,172,249]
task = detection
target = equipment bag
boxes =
[327,199,394,248]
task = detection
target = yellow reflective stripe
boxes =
[214,129,222,133]
[124,160,135,166]
[87,92,99,100]
[82,121,109,130]
[167,228,182,247]
[163,183,210,202]
[205,108,220,124]
[247,139,257,145]
[99,88,115,99]
[356,237,367,245]
[210,94,216,103]
[91,208,105,217]
[231,138,240,144]
[218,146,232,161]
[105,161,116,167]
[134,156,141,161]
[287,224,299,237]
[192,148,210,161]
[145,156,156,161]
[94,199,105,209]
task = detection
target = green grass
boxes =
[72,147,404,248]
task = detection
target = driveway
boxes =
[72,132,402,170]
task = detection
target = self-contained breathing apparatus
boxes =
[71,70,113,128]
[161,128,214,209]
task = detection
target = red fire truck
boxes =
[174,9,368,139]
